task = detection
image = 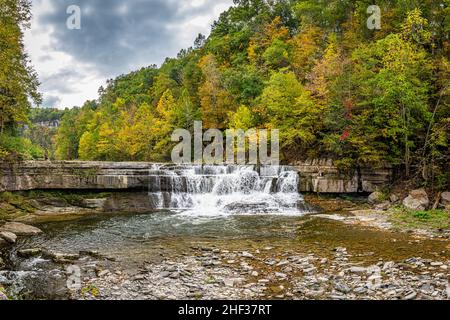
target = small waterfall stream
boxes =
[147,165,307,216]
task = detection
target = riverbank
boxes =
[1,191,449,237]
[1,212,449,300]
[1,186,449,300]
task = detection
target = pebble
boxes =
[403,291,417,300]
[349,266,366,274]
[335,283,351,294]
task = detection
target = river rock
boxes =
[403,189,429,211]
[375,201,390,211]
[18,248,43,258]
[349,266,367,274]
[0,231,17,244]
[368,191,384,204]
[389,194,400,203]
[0,222,42,236]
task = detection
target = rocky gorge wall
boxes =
[0,160,393,194]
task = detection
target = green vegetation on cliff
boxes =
[0,0,43,160]
[53,0,449,189]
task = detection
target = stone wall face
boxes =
[0,160,392,194]
[293,159,392,193]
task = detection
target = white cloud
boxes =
[24,0,233,109]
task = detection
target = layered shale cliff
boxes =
[0,161,392,194]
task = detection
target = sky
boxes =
[24,0,233,108]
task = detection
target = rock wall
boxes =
[293,159,392,193]
[0,160,392,194]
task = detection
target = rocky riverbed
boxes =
[1,211,449,300]
[68,244,450,300]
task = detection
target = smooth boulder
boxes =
[0,222,42,236]
[440,192,450,208]
[0,231,17,244]
[368,191,384,205]
[403,189,429,211]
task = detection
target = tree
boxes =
[258,70,322,156]
[0,0,41,154]
[198,54,234,129]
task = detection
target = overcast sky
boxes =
[24,0,233,108]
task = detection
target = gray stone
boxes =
[160,271,170,278]
[18,248,42,258]
[389,194,400,203]
[440,192,450,207]
[0,231,17,244]
[403,291,417,300]
[0,222,42,236]
[0,160,392,194]
[241,251,254,259]
[403,189,429,211]
[383,261,395,270]
[275,272,288,279]
[368,191,384,204]
[349,266,367,274]
[335,283,351,294]
[375,201,390,211]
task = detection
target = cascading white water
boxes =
[148,165,307,216]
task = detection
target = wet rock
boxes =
[0,231,17,244]
[45,252,79,263]
[0,256,5,269]
[17,248,43,258]
[79,250,101,258]
[403,189,429,211]
[0,222,42,236]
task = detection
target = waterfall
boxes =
[148,165,307,216]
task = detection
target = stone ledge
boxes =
[0,160,393,194]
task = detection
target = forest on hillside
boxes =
[1,0,449,190]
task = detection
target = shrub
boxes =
[0,134,44,160]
